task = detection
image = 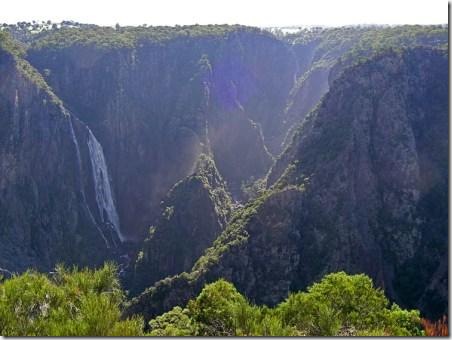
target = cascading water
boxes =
[87,129,124,242]
[68,117,110,247]
[68,116,83,170]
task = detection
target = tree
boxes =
[187,279,247,336]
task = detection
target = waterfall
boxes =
[68,117,110,247]
[68,116,83,170]
[87,129,124,242]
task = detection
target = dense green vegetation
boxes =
[286,25,447,73]
[148,272,424,336]
[5,21,445,56]
[0,263,144,336]
[0,265,424,336]
[0,30,26,57]
[26,24,264,50]
[287,25,447,52]
[347,25,447,53]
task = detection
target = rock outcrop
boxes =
[126,154,232,295]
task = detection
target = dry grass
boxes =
[421,315,448,336]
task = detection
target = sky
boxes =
[0,0,448,27]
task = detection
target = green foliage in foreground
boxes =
[149,272,424,336]
[0,263,143,336]
[0,266,424,336]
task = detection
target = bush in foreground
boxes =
[0,263,143,336]
[149,272,424,336]
[0,267,425,336]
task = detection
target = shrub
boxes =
[149,306,197,336]
[0,263,143,336]
[187,279,247,335]
[276,272,423,336]
[147,272,423,336]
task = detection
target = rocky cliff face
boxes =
[0,36,120,271]
[269,48,448,316]
[126,154,232,295]
[124,47,448,322]
[27,29,296,237]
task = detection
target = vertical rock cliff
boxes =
[0,35,122,271]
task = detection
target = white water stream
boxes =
[87,129,124,242]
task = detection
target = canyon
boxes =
[0,23,448,321]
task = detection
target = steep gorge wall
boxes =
[0,45,119,271]
[124,48,448,322]
[28,31,297,238]
[268,49,449,314]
